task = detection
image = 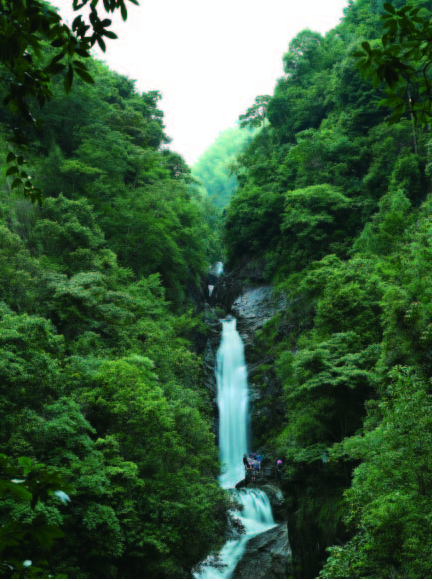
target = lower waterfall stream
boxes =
[195,317,276,579]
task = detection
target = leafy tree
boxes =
[0,0,139,200]
[0,454,71,578]
[280,184,352,270]
[239,95,271,130]
[322,367,432,579]
[354,2,432,124]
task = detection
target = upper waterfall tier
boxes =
[216,317,249,489]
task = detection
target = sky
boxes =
[52,0,348,166]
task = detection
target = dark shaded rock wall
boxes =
[209,258,269,312]
[202,305,222,441]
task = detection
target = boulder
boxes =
[232,524,292,579]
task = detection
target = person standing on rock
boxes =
[243,453,250,480]
[251,461,257,483]
[276,459,283,480]
[254,459,260,480]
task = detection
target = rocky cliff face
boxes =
[232,524,293,579]
[209,258,269,313]
[229,285,287,453]
[231,287,286,346]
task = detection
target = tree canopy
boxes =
[0,3,228,577]
[0,0,138,201]
[224,0,432,577]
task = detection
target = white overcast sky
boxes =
[51,0,348,165]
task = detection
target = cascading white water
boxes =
[217,318,249,489]
[194,317,276,579]
[197,489,275,579]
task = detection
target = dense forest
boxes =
[2,0,432,578]
[0,1,230,578]
[223,0,432,578]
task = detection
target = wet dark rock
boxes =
[210,257,269,312]
[232,524,293,579]
[202,305,222,440]
[187,278,207,312]
[208,272,219,286]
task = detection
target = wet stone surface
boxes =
[232,524,293,579]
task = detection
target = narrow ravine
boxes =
[195,317,276,579]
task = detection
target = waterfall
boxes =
[217,318,249,489]
[194,317,276,579]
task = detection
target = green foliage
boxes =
[0,215,228,577]
[353,188,412,255]
[353,1,432,124]
[224,3,432,576]
[281,185,352,269]
[192,126,253,209]
[224,185,285,264]
[0,9,229,578]
[0,453,71,578]
[321,367,432,579]
[0,0,138,200]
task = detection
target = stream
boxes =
[194,317,276,579]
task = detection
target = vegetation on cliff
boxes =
[225,0,432,578]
